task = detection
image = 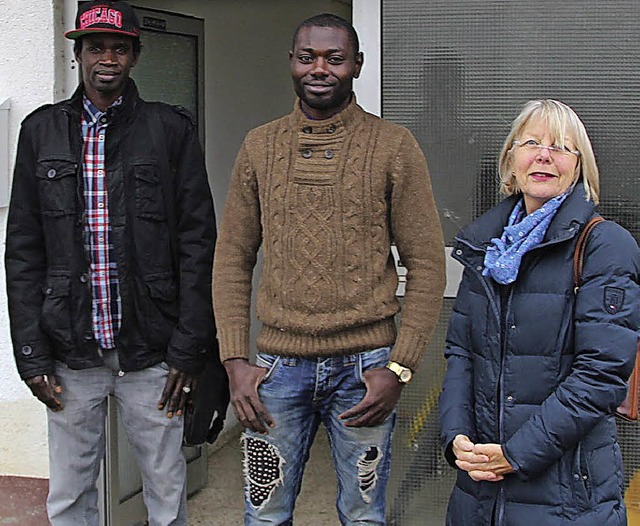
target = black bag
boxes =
[183,342,230,446]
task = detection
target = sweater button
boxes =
[80,273,89,283]
[324,149,334,159]
[506,395,514,402]
[455,249,462,255]
[327,124,336,133]
[302,126,312,134]
[21,345,33,356]
[47,169,56,178]
[45,287,53,295]
[302,149,312,159]
[118,370,125,377]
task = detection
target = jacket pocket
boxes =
[40,274,73,348]
[134,161,166,221]
[36,159,77,216]
[144,272,179,322]
[584,441,624,506]
[571,443,592,510]
[136,272,178,350]
[133,161,173,270]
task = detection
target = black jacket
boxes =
[5,79,217,379]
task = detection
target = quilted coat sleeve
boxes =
[503,221,640,479]
[439,269,477,467]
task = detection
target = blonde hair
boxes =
[498,99,600,204]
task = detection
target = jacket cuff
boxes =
[14,340,55,380]
[216,326,251,362]
[166,329,210,374]
[502,442,525,479]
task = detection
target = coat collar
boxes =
[62,78,140,123]
[456,183,596,251]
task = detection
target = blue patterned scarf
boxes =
[482,191,570,284]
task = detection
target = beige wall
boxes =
[132,0,351,214]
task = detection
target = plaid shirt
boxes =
[81,96,122,349]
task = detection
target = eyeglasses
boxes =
[512,139,580,158]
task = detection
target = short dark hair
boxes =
[292,13,359,56]
[73,35,142,58]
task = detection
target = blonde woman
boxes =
[439,99,640,525]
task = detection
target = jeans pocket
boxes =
[158,361,171,372]
[255,353,281,384]
[356,346,392,383]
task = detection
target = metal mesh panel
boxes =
[382,0,640,244]
[383,1,640,522]
[387,301,454,525]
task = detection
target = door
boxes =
[96,6,207,525]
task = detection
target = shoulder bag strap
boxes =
[573,216,605,293]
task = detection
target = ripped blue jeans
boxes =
[243,346,395,526]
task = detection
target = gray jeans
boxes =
[46,350,187,526]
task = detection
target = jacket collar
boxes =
[62,78,140,123]
[456,183,596,251]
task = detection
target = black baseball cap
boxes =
[65,1,140,40]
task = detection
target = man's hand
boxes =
[25,374,64,412]
[224,358,274,434]
[339,366,403,427]
[158,367,198,418]
[452,434,514,482]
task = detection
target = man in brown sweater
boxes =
[213,13,445,525]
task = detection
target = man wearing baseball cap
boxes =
[5,1,219,524]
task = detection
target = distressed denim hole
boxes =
[242,434,285,509]
[357,446,382,504]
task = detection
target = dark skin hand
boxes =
[25,374,64,411]
[339,367,404,427]
[224,358,274,434]
[158,367,199,418]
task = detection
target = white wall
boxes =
[353,0,381,116]
[0,0,63,477]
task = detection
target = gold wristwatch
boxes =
[386,361,413,384]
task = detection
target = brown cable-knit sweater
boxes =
[213,97,445,370]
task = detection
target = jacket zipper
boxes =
[495,285,514,526]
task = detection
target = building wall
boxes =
[0,0,352,478]
[0,0,63,478]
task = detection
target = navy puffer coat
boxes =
[439,184,640,526]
